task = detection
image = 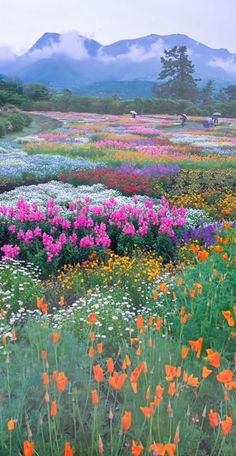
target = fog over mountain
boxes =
[1,31,236,89]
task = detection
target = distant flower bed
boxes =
[61,168,158,197]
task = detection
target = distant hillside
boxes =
[1,31,236,90]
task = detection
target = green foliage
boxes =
[154,46,200,101]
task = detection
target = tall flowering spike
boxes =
[23,440,35,456]
[221,416,233,436]
[93,364,104,383]
[64,442,73,456]
[121,411,132,431]
[131,440,144,456]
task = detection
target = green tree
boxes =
[200,80,215,107]
[25,83,51,101]
[153,46,200,102]
[218,84,236,102]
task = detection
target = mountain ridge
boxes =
[0,32,236,90]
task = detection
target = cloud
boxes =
[97,38,165,63]
[29,31,90,60]
[209,56,236,73]
[0,46,16,61]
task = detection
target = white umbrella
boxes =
[212,112,221,116]
[130,110,137,115]
[180,113,188,119]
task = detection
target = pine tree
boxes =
[153,46,200,101]
[200,80,215,107]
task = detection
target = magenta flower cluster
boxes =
[0,197,186,264]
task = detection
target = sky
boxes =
[0,0,235,54]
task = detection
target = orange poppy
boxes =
[90,331,95,342]
[222,311,235,327]
[52,371,58,382]
[7,419,15,431]
[44,391,50,403]
[177,277,183,286]
[221,416,232,436]
[122,354,131,369]
[43,372,49,386]
[41,351,47,361]
[149,444,165,455]
[206,349,221,368]
[209,409,219,428]
[136,346,142,356]
[140,406,154,418]
[109,372,127,390]
[91,389,99,405]
[182,313,192,324]
[59,296,65,306]
[146,387,151,401]
[216,370,233,384]
[189,337,203,359]
[64,442,73,456]
[88,346,95,359]
[121,411,132,431]
[23,441,35,456]
[197,251,209,262]
[152,291,158,301]
[189,290,195,299]
[98,435,104,454]
[88,313,97,325]
[93,364,104,383]
[136,315,144,329]
[56,372,68,392]
[159,283,168,294]
[156,318,163,331]
[51,400,57,417]
[187,374,199,387]
[165,444,177,456]
[202,366,212,379]
[168,382,176,397]
[149,315,154,326]
[51,332,60,344]
[107,357,114,373]
[165,365,177,381]
[97,343,103,354]
[181,347,189,360]
[131,440,144,456]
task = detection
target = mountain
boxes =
[0,32,236,93]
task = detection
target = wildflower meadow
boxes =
[0,112,235,456]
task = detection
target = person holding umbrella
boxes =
[180,113,188,127]
[212,112,221,126]
[130,110,137,119]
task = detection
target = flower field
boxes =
[0,113,235,456]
